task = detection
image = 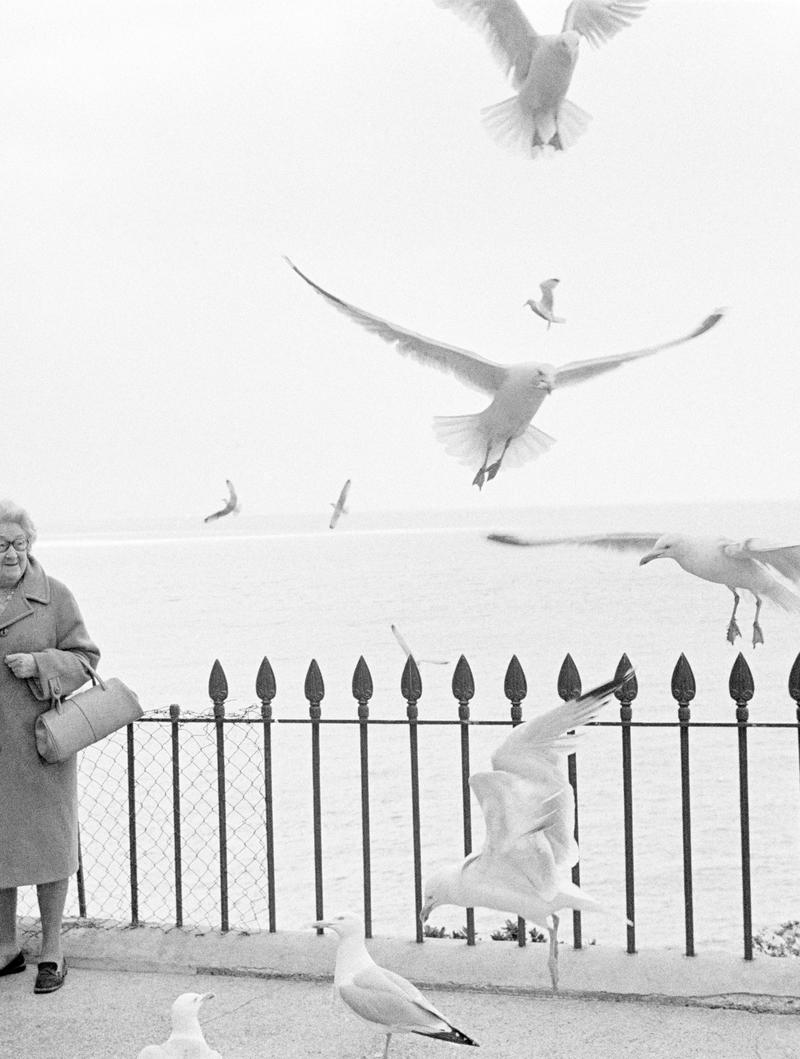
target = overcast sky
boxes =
[3,1,798,524]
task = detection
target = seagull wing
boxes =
[562,0,650,47]
[339,964,456,1035]
[390,623,414,657]
[286,258,507,396]
[487,531,660,551]
[337,478,352,507]
[225,479,238,513]
[539,280,557,312]
[726,539,800,584]
[434,0,539,89]
[552,309,725,389]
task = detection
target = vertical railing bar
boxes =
[213,700,229,933]
[76,826,87,919]
[615,657,637,955]
[730,653,754,960]
[505,654,527,948]
[358,706,373,938]
[261,700,276,933]
[169,703,183,929]
[567,751,582,950]
[458,712,474,946]
[672,654,696,957]
[403,656,424,944]
[126,722,139,926]
[306,659,325,935]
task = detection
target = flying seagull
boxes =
[203,480,240,523]
[524,278,565,329]
[313,914,478,1058]
[286,257,725,489]
[435,0,650,157]
[329,478,352,529]
[136,993,222,1059]
[390,623,450,666]
[420,672,631,991]
[487,531,800,646]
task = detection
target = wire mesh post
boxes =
[402,655,424,943]
[126,721,139,927]
[615,655,637,954]
[76,827,87,919]
[730,652,754,960]
[209,659,229,933]
[257,657,277,933]
[671,654,695,956]
[353,656,374,938]
[788,652,800,796]
[305,659,325,934]
[452,655,475,946]
[558,653,583,950]
[504,655,527,947]
[169,703,183,928]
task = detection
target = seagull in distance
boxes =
[313,914,478,1058]
[329,478,352,529]
[420,671,632,990]
[286,257,725,489]
[524,278,564,329]
[435,0,650,157]
[136,993,221,1059]
[203,480,240,523]
[390,623,450,665]
[487,531,800,646]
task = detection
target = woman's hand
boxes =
[4,653,37,678]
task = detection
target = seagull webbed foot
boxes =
[472,468,486,490]
[726,618,741,645]
[752,622,764,647]
[485,460,502,482]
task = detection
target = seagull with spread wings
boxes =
[203,480,240,524]
[329,478,352,529]
[314,914,478,1058]
[286,257,724,489]
[487,531,800,646]
[435,0,650,157]
[524,277,565,329]
[420,672,631,991]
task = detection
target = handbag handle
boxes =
[79,658,107,692]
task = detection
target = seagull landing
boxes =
[390,623,450,666]
[524,278,565,329]
[286,257,724,490]
[435,0,651,158]
[136,993,221,1059]
[329,478,352,530]
[420,673,632,991]
[314,914,478,1058]
[203,480,240,524]
[486,530,800,647]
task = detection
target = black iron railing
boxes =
[67,649,800,960]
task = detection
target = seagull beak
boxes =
[312,919,331,930]
[200,992,215,1002]
[419,902,432,925]
[639,549,663,566]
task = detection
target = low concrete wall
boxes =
[20,918,800,1014]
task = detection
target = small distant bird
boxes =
[203,480,240,524]
[286,256,724,489]
[136,993,222,1059]
[524,278,565,329]
[313,914,478,1058]
[487,531,800,647]
[390,623,450,666]
[435,0,651,157]
[329,478,352,529]
[420,673,631,991]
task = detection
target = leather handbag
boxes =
[35,661,143,764]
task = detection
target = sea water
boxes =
[21,500,800,951]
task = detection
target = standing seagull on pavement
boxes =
[486,531,800,646]
[286,257,724,489]
[203,480,240,524]
[329,478,352,529]
[314,914,478,1058]
[435,0,650,157]
[137,993,222,1059]
[524,278,565,329]
[420,672,631,990]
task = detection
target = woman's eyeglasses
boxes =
[0,538,29,553]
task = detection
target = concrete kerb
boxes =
[20,918,800,1015]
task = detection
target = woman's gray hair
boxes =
[0,499,37,550]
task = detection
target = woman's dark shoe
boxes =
[0,951,25,977]
[33,958,67,994]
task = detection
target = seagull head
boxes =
[170,992,215,1030]
[639,534,682,566]
[312,912,364,939]
[557,30,581,60]
[419,865,462,925]
[532,366,556,394]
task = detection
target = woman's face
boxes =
[0,521,29,586]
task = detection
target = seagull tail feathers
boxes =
[432,415,556,469]
[763,579,800,614]
[481,95,590,158]
[414,1025,479,1047]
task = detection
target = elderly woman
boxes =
[0,500,99,995]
